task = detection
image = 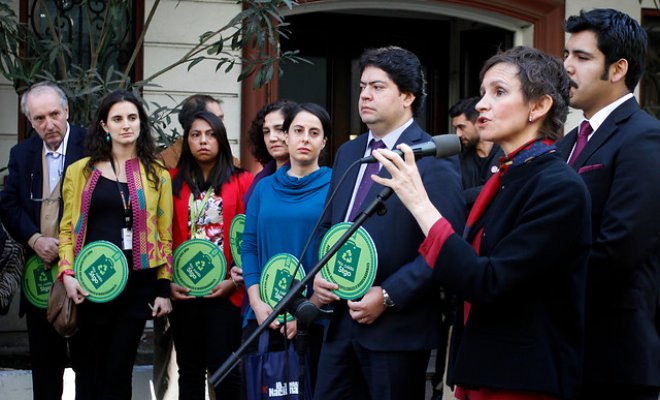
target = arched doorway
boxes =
[240,0,565,170]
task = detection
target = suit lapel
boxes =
[363,122,425,203]
[557,129,577,164]
[64,126,84,170]
[28,137,43,221]
[571,98,639,168]
[336,134,369,219]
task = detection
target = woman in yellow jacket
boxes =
[58,89,172,399]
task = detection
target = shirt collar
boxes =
[583,93,634,132]
[365,118,414,153]
[43,122,71,157]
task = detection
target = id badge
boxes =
[121,228,133,250]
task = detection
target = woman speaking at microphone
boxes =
[369,47,591,399]
[169,111,253,399]
[58,89,173,399]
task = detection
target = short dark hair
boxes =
[247,99,297,165]
[283,103,332,138]
[173,111,240,196]
[480,46,570,140]
[359,46,427,117]
[449,97,480,123]
[565,8,647,91]
[178,94,221,130]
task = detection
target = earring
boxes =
[105,131,110,142]
[528,115,534,123]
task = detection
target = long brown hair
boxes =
[86,90,161,188]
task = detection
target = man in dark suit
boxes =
[0,81,86,400]
[559,9,660,400]
[313,46,465,399]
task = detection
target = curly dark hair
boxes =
[359,46,427,117]
[86,90,161,188]
[480,46,570,140]
[247,99,297,165]
[565,8,647,92]
[172,111,242,197]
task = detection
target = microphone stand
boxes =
[209,186,395,395]
[296,315,310,399]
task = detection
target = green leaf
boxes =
[187,57,205,71]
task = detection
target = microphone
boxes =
[358,134,461,163]
[284,280,332,326]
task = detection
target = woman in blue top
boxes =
[241,102,332,390]
[230,100,297,297]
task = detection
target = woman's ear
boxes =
[529,94,553,123]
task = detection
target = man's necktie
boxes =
[348,139,386,221]
[568,120,593,166]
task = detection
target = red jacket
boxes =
[170,168,253,307]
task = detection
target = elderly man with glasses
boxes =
[0,81,85,400]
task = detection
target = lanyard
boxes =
[110,160,132,228]
[188,187,213,239]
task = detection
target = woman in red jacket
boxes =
[169,111,253,399]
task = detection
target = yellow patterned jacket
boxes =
[58,157,173,280]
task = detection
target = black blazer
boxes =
[432,153,591,399]
[0,125,86,246]
[320,121,466,351]
[557,98,660,387]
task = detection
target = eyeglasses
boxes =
[30,172,61,203]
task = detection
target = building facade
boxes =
[0,0,657,336]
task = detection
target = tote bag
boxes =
[244,330,313,400]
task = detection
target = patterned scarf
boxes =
[463,138,556,242]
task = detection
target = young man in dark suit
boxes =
[559,8,660,400]
[0,81,86,400]
[313,46,465,399]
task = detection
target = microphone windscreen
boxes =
[432,135,462,158]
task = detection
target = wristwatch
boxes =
[382,288,395,307]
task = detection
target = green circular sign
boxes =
[229,213,246,269]
[259,253,306,323]
[74,241,129,303]
[21,255,58,309]
[173,239,227,297]
[318,222,378,300]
